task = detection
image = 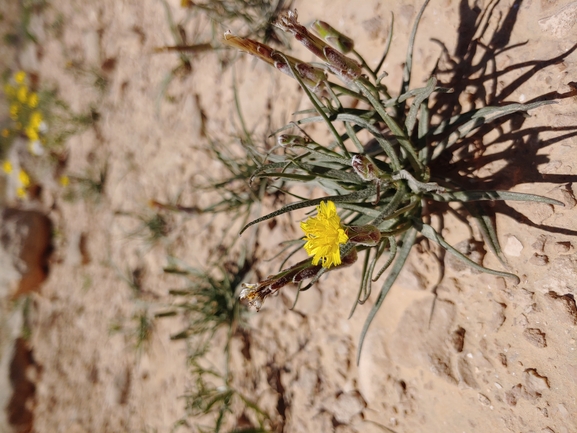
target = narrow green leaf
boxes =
[431,100,555,160]
[295,146,352,165]
[405,77,437,137]
[355,79,424,174]
[460,201,506,266]
[250,161,294,181]
[428,189,564,206]
[344,122,365,153]
[414,220,520,283]
[418,102,431,162]
[337,113,400,169]
[349,249,373,318]
[337,203,382,218]
[257,172,316,181]
[374,12,394,77]
[370,184,407,227]
[276,52,351,157]
[399,0,431,105]
[357,227,417,364]
[372,236,398,281]
[239,186,377,235]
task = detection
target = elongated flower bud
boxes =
[274,10,361,84]
[351,154,382,182]
[277,134,308,147]
[223,31,326,91]
[311,20,354,54]
[240,248,358,311]
[345,225,381,246]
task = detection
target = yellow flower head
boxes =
[19,169,31,187]
[17,85,28,103]
[25,126,39,141]
[300,200,348,268]
[28,92,38,107]
[14,71,26,84]
[16,187,27,199]
[2,160,13,174]
[29,111,43,129]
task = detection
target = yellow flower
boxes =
[17,85,28,103]
[300,200,348,268]
[14,71,26,84]
[29,111,43,129]
[2,160,13,174]
[16,187,27,198]
[9,104,19,120]
[1,128,9,138]
[19,169,31,187]
[59,175,70,187]
[25,126,39,141]
[28,92,38,107]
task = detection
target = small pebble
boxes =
[504,235,523,257]
[529,254,549,266]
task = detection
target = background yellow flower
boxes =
[17,85,28,103]
[2,160,13,174]
[14,71,26,84]
[28,92,38,107]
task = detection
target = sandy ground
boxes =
[1,0,576,432]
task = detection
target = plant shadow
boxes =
[427,0,577,237]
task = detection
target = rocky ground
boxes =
[1,0,576,432]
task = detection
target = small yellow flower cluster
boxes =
[1,71,72,201]
[2,70,46,156]
[1,160,31,199]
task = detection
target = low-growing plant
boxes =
[65,162,108,202]
[183,360,272,433]
[155,0,289,110]
[224,1,564,361]
[151,84,280,247]
[1,70,96,200]
[163,249,253,350]
[163,249,274,432]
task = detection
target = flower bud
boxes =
[239,283,264,311]
[351,154,381,182]
[323,46,362,83]
[275,10,361,84]
[277,134,308,147]
[239,248,358,311]
[223,31,326,91]
[345,225,381,246]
